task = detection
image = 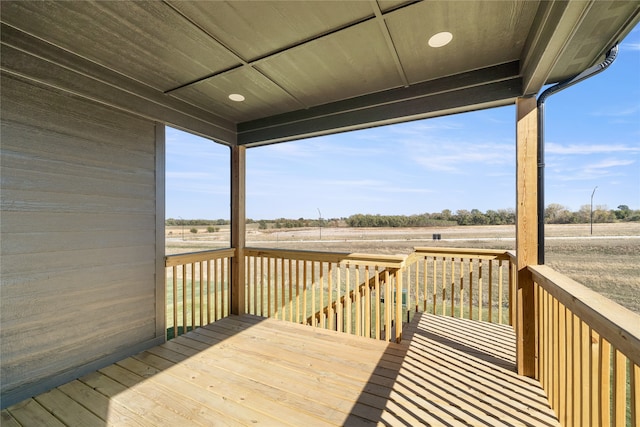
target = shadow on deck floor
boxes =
[2,313,559,426]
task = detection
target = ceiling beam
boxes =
[237,62,521,146]
[0,23,237,145]
[163,0,419,106]
[520,0,593,95]
[370,0,409,88]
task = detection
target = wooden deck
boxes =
[2,313,559,426]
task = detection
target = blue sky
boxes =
[166,27,639,220]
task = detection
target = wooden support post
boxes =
[516,96,538,377]
[231,145,246,315]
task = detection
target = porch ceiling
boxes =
[1,1,638,146]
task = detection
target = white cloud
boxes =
[590,105,640,117]
[586,158,635,169]
[546,143,640,155]
[622,42,640,51]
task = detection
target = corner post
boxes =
[516,96,538,377]
[231,145,246,315]
[155,123,166,340]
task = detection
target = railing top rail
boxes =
[244,247,405,268]
[413,247,512,260]
[529,264,640,367]
[165,248,236,267]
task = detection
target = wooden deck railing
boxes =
[402,247,516,325]
[244,248,407,342]
[165,249,234,338]
[529,265,640,427]
[242,247,515,342]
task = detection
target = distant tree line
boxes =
[346,209,514,227]
[544,204,639,224]
[166,204,638,228]
[166,218,228,226]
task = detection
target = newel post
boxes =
[515,96,538,377]
[230,145,246,315]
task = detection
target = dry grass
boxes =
[166,222,640,314]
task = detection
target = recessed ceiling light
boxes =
[428,32,453,48]
[228,93,245,102]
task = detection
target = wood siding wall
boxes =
[0,73,164,405]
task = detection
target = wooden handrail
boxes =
[165,248,236,267]
[305,267,397,325]
[413,247,512,260]
[529,264,640,367]
[244,247,405,268]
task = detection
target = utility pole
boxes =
[590,186,598,236]
[317,208,322,240]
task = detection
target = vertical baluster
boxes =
[534,284,549,395]
[213,259,218,321]
[280,258,286,321]
[573,314,581,426]
[498,260,503,324]
[345,265,351,334]
[327,263,334,330]
[558,303,567,425]
[458,258,464,319]
[288,259,293,322]
[590,329,600,425]
[295,260,300,324]
[565,309,574,425]
[224,257,228,318]
[441,257,447,316]
[274,258,280,319]
[580,321,590,427]
[355,266,361,336]
[260,257,265,317]
[375,268,380,340]
[432,257,437,315]
[613,349,626,427]
[599,339,612,426]
[199,261,204,327]
[488,260,493,323]
[319,262,325,328]
[221,257,226,318]
[365,266,371,338]
[546,292,558,408]
[311,261,316,326]
[253,256,258,315]
[384,269,391,342]
[182,264,188,331]
[450,257,455,317]
[632,362,639,427]
[423,258,428,312]
[553,298,560,413]
[267,257,272,318]
[172,265,178,338]
[468,258,473,320]
[191,263,196,328]
[336,265,342,332]
[244,257,249,315]
[478,260,483,322]
[508,258,514,326]
[414,261,419,313]
[302,260,307,323]
[395,269,402,343]
[206,260,211,324]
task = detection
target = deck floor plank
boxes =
[3,313,559,426]
[0,410,21,427]
[34,387,104,427]
[3,399,66,427]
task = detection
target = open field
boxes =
[166,222,640,313]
